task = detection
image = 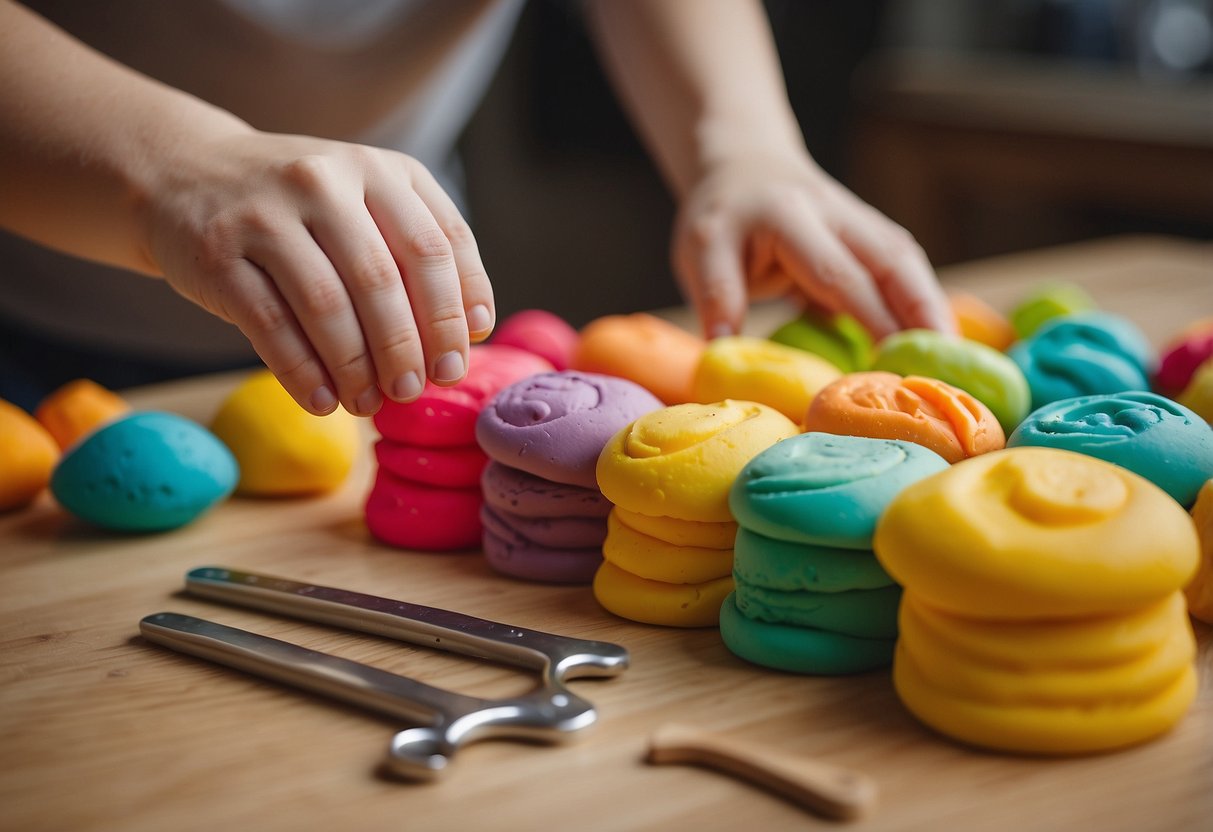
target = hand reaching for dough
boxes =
[147,130,495,417]
[671,151,956,341]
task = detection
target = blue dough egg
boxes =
[50,411,239,531]
[1008,312,1154,411]
[1007,391,1213,506]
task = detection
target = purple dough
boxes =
[480,461,612,519]
[481,525,603,584]
[475,371,662,488]
[480,504,607,549]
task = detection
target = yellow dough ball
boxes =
[211,371,361,496]
[691,336,841,422]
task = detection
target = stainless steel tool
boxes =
[139,566,629,780]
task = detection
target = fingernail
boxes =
[354,386,381,415]
[392,371,423,401]
[434,351,465,383]
[310,385,337,414]
[466,304,493,334]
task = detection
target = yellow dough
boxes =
[894,645,1197,755]
[875,448,1199,619]
[211,370,361,495]
[1185,480,1213,623]
[602,510,733,584]
[691,336,841,422]
[900,593,1189,670]
[612,506,738,549]
[899,600,1195,706]
[593,561,734,628]
[596,400,798,522]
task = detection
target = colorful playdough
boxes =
[1007,312,1154,411]
[691,336,841,422]
[475,371,661,583]
[1156,318,1213,396]
[1007,391,1213,506]
[768,308,872,372]
[210,370,359,496]
[1186,481,1213,624]
[874,447,1198,755]
[0,399,60,511]
[366,344,552,552]
[804,371,1005,463]
[1179,357,1213,423]
[35,379,129,450]
[491,309,580,371]
[871,329,1030,433]
[1009,281,1096,339]
[570,313,705,404]
[722,433,947,674]
[593,400,798,626]
[50,411,238,532]
[948,292,1016,352]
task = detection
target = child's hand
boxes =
[146,130,494,416]
[671,151,955,340]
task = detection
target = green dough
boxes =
[734,582,901,638]
[720,593,895,675]
[733,528,894,593]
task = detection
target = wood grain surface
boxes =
[2,236,1210,832]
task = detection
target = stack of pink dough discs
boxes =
[365,345,553,551]
[475,371,662,582]
[491,309,580,371]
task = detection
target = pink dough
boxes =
[480,504,607,549]
[373,345,553,447]
[491,309,580,371]
[480,461,611,519]
[364,468,482,551]
[374,439,488,488]
[481,523,603,584]
[475,371,662,488]
[1157,326,1213,395]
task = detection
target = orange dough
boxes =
[949,293,1016,352]
[0,399,60,511]
[804,371,1005,463]
[35,379,130,450]
[570,313,704,404]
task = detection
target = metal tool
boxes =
[139,566,629,780]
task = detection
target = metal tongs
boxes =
[139,566,629,780]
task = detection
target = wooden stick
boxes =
[647,723,878,821]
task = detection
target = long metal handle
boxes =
[184,567,628,679]
[139,612,484,724]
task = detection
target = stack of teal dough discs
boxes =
[722,432,949,674]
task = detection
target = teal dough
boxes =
[1007,391,1213,506]
[734,527,894,592]
[720,593,895,674]
[729,433,948,549]
[734,582,901,638]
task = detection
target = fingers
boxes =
[216,259,338,415]
[674,213,748,339]
[840,215,957,334]
[764,199,900,339]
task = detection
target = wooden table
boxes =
[2,236,1210,832]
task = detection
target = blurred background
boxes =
[461,0,1213,325]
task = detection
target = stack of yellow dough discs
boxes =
[594,400,798,626]
[875,447,1200,754]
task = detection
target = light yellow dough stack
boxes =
[874,447,1200,754]
[594,400,798,627]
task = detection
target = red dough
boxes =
[374,440,487,488]
[492,309,579,371]
[373,345,553,446]
[1157,322,1213,396]
[365,468,482,551]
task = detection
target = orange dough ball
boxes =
[949,292,1016,352]
[570,313,704,405]
[35,379,130,450]
[0,399,60,511]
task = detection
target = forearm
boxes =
[0,0,250,275]
[585,0,806,197]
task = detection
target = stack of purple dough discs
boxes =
[475,370,663,582]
